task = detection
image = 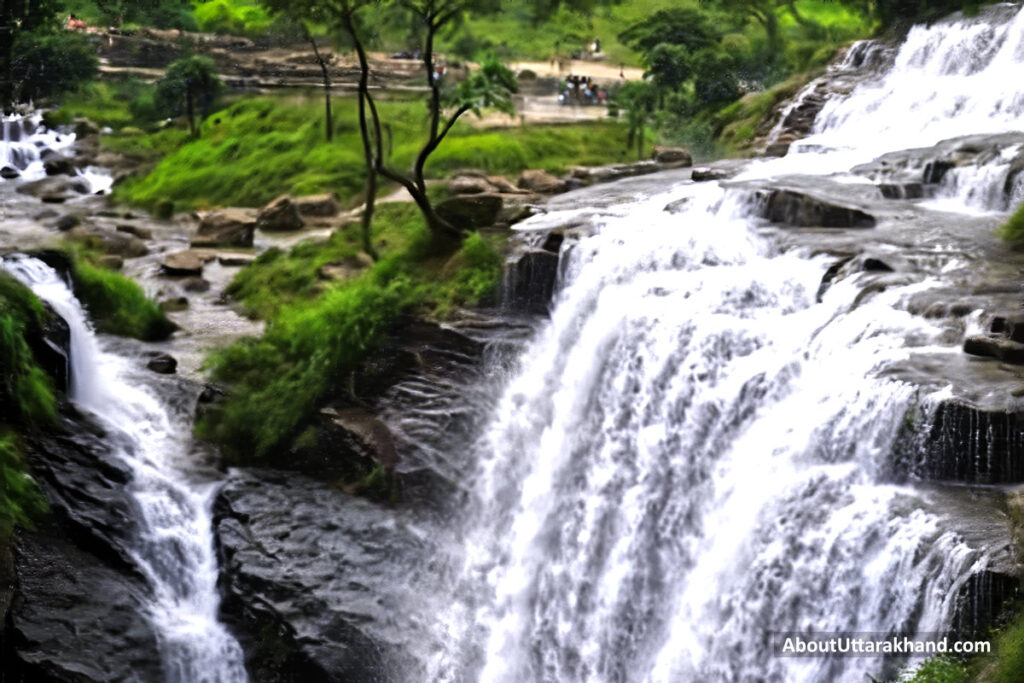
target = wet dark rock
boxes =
[256,196,305,232]
[4,529,162,683]
[182,276,211,293]
[963,335,1024,364]
[146,353,177,374]
[72,118,100,138]
[816,254,895,301]
[158,296,189,313]
[1,166,21,179]
[757,189,876,228]
[115,224,153,240]
[765,141,791,157]
[215,471,411,682]
[923,159,954,184]
[43,158,75,177]
[217,253,256,267]
[950,567,1021,638]
[878,182,924,199]
[53,214,80,232]
[504,249,560,314]
[191,209,257,247]
[541,232,564,254]
[436,193,504,229]
[691,167,732,182]
[67,228,149,258]
[17,176,91,201]
[903,400,1024,483]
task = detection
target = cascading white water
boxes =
[0,114,112,191]
[0,256,248,683]
[432,6,1024,683]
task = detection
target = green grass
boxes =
[199,202,505,463]
[905,655,970,683]
[66,257,176,341]
[713,72,818,154]
[999,202,1024,243]
[980,608,1024,683]
[113,95,632,212]
[0,275,54,542]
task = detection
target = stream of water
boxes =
[0,257,248,683]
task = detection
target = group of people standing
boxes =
[558,75,607,106]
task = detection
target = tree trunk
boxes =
[308,31,333,142]
[186,82,196,138]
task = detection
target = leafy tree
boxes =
[616,80,656,159]
[618,7,720,56]
[9,30,98,105]
[91,0,196,29]
[1,0,60,110]
[154,55,222,138]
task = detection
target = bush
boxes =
[904,655,968,682]
[68,259,176,340]
[0,274,57,427]
[1000,202,1024,243]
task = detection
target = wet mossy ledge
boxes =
[0,273,57,543]
[30,248,176,341]
[197,203,504,470]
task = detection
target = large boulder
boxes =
[43,158,76,177]
[652,146,693,166]
[435,193,504,229]
[256,196,305,232]
[67,228,149,258]
[517,169,568,194]
[191,208,257,248]
[160,250,207,276]
[17,176,92,203]
[294,193,341,217]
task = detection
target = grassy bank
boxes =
[110,95,632,212]
[198,202,503,463]
[0,274,53,541]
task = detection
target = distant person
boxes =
[66,14,86,31]
[620,64,625,79]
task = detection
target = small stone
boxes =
[53,214,80,232]
[516,169,568,194]
[652,146,693,166]
[116,224,153,240]
[182,277,211,293]
[217,253,256,267]
[146,353,177,374]
[0,166,20,179]
[293,193,341,217]
[44,158,75,176]
[158,297,189,313]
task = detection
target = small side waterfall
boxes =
[0,114,112,191]
[0,256,248,683]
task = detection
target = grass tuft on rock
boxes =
[67,258,176,341]
[999,201,1024,243]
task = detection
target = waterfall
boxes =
[0,114,112,191]
[431,5,1024,683]
[0,256,248,683]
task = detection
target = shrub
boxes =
[0,274,56,427]
[904,655,968,683]
[0,433,48,542]
[1000,202,1024,243]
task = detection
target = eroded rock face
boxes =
[503,249,560,314]
[215,471,415,682]
[191,209,257,248]
[2,412,163,682]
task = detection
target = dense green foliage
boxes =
[62,0,196,29]
[114,95,631,211]
[999,202,1024,243]
[67,258,176,340]
[0,275,54,541]
[10,30,98,104]
[199,203,504,461]
[905,655,969,682]
[155,55,223,137]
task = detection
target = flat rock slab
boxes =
[191,208,257,248]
